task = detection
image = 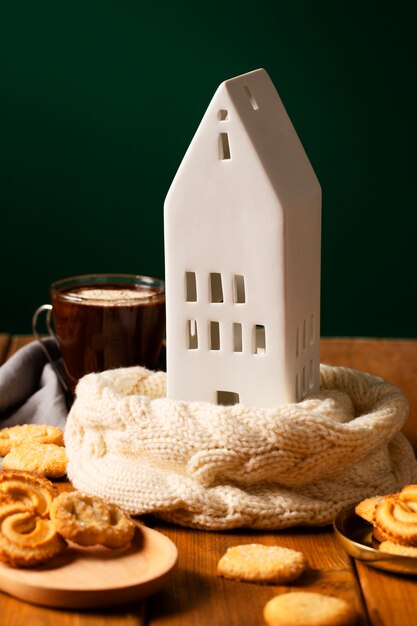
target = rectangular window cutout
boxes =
[233,274,246,303]
[296,326,300,358]
[209,321,220,350]
[254,324,266,355]
[295,374,300,402]
[310,314,315,345]
[302,319,307,350]
[309,359,314,389]
[244,85,259,110]
[219,132,231,160]
[218,109,228,120]
[217,390,240,406]
[187,320,198,349]
[185,271,197,302]
[210,272,223,303]
[302,366,306,397]
[233,323,243,352]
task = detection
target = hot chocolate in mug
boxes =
[32,274,165,397]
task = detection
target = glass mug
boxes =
[32,274,166,397]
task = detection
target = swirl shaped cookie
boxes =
[399,485,417,508]
[50,492,136,549]
[375,494,417,546]
[0,502,66,567]
[0,470,58,516]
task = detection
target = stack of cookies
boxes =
[355,484,417,556]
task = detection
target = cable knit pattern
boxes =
[64,364,417,530]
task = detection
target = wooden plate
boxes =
[0,525,178,608]
[334,506,417,575]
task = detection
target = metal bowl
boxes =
[333,506,417,575]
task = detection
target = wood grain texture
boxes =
[5,335,34,360]
[0,526,177,609]
[0,594,146,626]
[0,335,10,366]
[355,561,417,626]
[147,523,369,626]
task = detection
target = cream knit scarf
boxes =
[65,364,417,530]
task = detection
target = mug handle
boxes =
[32,304,70,394]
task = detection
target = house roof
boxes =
[165,68,320,216]
[222,68,320,210]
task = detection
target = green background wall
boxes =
[1,1,416,337]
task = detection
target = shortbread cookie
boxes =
[398,485,417,510]
[0,470,58,516]
[355,495,386,524]
[50,491,136,549]
[0,502,66,567]
[379,540,417,557]
[0,425,64,456]
[217,543,307,584]
[2,443,67,478]
[372,525,390,543]
[374,495,417,546]
[263,592,356,626]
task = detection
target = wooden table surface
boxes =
[1,334,417,626]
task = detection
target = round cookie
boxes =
[50,491,136,549]
[2,443,67,478]
[0,424,64,456]
[217,543,307,584]
[263,592,356,626]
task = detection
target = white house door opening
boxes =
[217,390,240,406]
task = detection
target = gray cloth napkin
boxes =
[0,338,68,430]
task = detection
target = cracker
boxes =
[379,540,417,557]
[263,591,356,626]
[217,543,307,584]
[0,424,64,456]
[50,491,136,549]
[355,495,386,524]
[2,443,67,478]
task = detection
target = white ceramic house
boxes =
[164,68,321,408]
